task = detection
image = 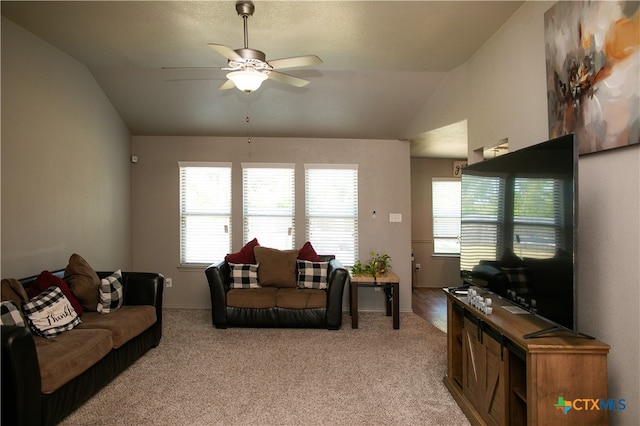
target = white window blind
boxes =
[179,163,232,265]
[460,173,505,271]
[242,164,295,250]
[512,177,565,259]
[432,178,461,255]
[305,165,358,266]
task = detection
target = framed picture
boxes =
[544,1,639,155]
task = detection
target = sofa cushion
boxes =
[225,238,260,264]
[34,328,113,394]
[0,301,26,327]
[297,241,321,262]
[97,269,124,314]
[227,287,278,308]
[277,288,326,309]
[296,260,329,289]
[229,263,260,289]
[27,270,84,316]
[77,306,156,348]
[63,253,101,312]
[22,286,82,338]
[254,247,298,288]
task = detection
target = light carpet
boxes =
[60,309,470,426]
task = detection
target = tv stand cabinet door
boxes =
[462,318,482,408]
[528,351,609,426]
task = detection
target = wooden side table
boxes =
[349,271,400,329]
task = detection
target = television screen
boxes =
[459,134,577,335]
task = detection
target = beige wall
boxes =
[410,157,462,288]
[410,2,639,423]
[131,136,413,312]
[1,18,132,277]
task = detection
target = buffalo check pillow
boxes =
[97,270,124,314]
[22,286,81,338]
[229,263,260,289]
[0,301,26,327]
[296,260,329,289]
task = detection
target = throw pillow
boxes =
[22,286,81,338]
[229,263,260,289]
[225,238,260,264]
[1,278,29,307]
[501,267,531,293]
[297,241,322,262]
[63,253,101,312]
[97,270,124,314]
[296,260,329,289]
[0,301,26,327]
[27,270,84,316]
[254,247,298,288]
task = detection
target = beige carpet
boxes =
[60,309,470,426]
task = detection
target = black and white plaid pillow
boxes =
[22,286,81,338]
[0,301,26,327]
[97,269,124,314]
[297,260,329,289]
[229,263,260,289]
[501,267,531,292]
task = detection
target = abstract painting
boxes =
[545,1,639,155]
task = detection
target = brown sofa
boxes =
[1,268,163,426]
[205,248,347,329]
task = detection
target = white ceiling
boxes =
[1,1,523,158]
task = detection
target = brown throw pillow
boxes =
[1,278,29,306]
[63,253,100,312]
[254,247,298,288]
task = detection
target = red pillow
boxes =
[27,270,84,315]
[225,238,260,264]
[298,241,322,262]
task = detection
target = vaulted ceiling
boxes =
[2,1,524,157]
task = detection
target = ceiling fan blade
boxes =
[161,66,223,70]
[268,71,310,88]
[207,43,243,61]
[268,55,322,70]
[219,79,236,90]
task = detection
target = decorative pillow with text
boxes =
[22,286,81,338]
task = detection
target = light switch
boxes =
[389,213,402,223]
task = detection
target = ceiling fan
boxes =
[179,0,322,93]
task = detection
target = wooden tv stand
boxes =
[444,287,610,426]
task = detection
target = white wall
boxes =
[1,18,132,277]
[410,2,639,423]
[131,136,413,313]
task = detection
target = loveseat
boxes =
[1,255,163,426]
[205,242,348,329]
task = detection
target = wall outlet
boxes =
[165,278,172,287]
[415,264,421,271]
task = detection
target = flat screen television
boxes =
[459,134,579,338]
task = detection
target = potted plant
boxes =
[351,251,392,277]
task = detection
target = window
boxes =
[512,177,565,259]
[460,174,505,270]
[242,164,295,250]
[305,165,358,265]
[179,162,232,265]
[432,178,462,255]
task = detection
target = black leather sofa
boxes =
[205,255,347,329]
[1,270,163,426]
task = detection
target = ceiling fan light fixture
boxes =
[226,69,268,93]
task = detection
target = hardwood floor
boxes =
[412,287,448,332]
